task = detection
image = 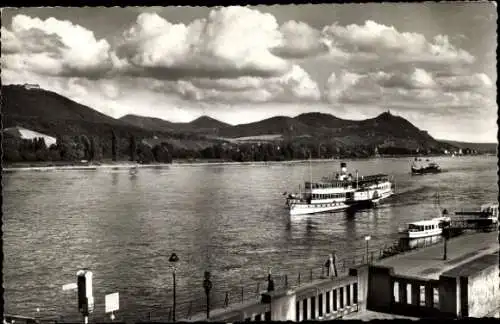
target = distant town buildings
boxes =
[3,126,57,147]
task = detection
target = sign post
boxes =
[77,270,94,324]
[365,236,371,264]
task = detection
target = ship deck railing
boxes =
[305,175,390,190]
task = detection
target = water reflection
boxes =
[111,172,119,186]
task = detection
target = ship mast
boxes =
[309,151,312,185]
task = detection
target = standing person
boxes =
[324,255,332,277]
[267,269,274,292]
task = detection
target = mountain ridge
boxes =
[4,84,490,152]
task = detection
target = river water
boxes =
[3,156,497,321]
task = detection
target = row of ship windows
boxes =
[307,181,388,190]
[408,224,440,231]
[312,193,346,199]
[307,183,348,189]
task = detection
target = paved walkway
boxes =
[374,231,499,280]
[342,310,419,320]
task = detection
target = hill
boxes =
[213,111,449,150]
[218,116,313,139]
[189,116,230,130]
[119,114,230,133]
[3,84,463,163]
[120,114,183,132]
[2,84,162,139]
[119,110,456,151]
[2,85,220,163]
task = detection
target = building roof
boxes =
[3,126,57,146]
[408,217,449,226]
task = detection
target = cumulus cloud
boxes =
[321,20,475,69]
[1,14,115,78]
[435,73,493,92]
[1,6,494,130]
[325,67,496,120]
[116,7,289,80]
[154,64,320,103]
[272,20,329,59]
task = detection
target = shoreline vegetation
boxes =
[3,153,494,172]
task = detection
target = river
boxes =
[3,156,497,322]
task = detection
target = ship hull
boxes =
[411,166,441,175]
[400,228,443,239]
[289,202,349,216]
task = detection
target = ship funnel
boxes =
[340,162,347,174]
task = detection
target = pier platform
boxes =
[374,231,499,280]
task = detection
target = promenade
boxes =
[181,230,499,322]
[374,231,499,280]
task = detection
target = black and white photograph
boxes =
[2,2,499,323]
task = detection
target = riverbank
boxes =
[2,154,491,172]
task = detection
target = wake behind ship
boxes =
[285,162,394,216]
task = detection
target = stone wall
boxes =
[467,259,500,317]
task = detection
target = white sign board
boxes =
[105,293,119,313]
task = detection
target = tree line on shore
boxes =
[2,129,452,164]
[2,131,172,164]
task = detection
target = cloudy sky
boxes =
[1,3,497,142]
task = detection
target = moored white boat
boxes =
[399,216,451,239]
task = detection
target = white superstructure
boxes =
[399,216,451,239]
[285,162,394,216]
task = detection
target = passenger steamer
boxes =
[285,162,394,216]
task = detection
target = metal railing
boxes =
[166,236,455,321]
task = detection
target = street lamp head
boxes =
[169,253,179,263]
[365,235,371,241]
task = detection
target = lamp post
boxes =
[442,225,450,261]
[168,253,179,322]
[203,271,213,319]
[365,236,371,264]
[267,269,274,292]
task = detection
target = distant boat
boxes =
[399,216,451,239]
[411,157,441,175]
